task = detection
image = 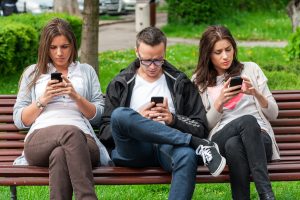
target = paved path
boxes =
[99,13,287,52]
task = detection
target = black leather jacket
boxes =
[98,59,208,153]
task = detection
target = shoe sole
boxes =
[211,156,226,177]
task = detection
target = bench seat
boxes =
[1,90,300,198]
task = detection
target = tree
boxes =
[53,0,81,16]
[80,0,99,75]
[287,0,300,32]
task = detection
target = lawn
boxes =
[162,10,291,41]
[1,44,299,94]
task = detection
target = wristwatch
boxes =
[36,98,45,110]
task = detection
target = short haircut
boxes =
[136,27,167,49]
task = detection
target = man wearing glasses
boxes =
[98,27,226,200]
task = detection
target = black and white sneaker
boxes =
[195,141,226,177]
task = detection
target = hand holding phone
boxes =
[51,72,62,82]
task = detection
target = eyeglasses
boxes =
[138,53,164,67]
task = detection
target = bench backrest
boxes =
[1,91,300,166]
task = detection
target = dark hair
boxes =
[27,18,78,90]
[136,27,167,49]
[193,25,243,91]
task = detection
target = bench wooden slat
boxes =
[273,127,300,134]
[278,110,300,118]
[0,141,24,148]
[0,107,13,114]
[0,156,18,162]
[0,124,19,131]
[0,149,23,156]
[0,99,15,106]
[270,119,300,126]
[277,143,300,150]
[0,132,26,140]
[277,102,300,109]
[273,93,300,101]
[0,115,13,123]
[275,135,300,142]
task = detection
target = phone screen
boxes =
[51,72,63,82]
[230,76,243,87]
[150,96,164,105]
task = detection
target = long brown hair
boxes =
[26,18,78,91]
[193,25,243,91]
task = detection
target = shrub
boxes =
[0,23,38,74]
[166,0,290,25]
[286,27,300,61]
[0,13,82,75]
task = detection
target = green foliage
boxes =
[166,0,290,25]
[0,13,82,75]
[0,23,38,74]
[286,27,300,61]
[166,0,215,24]
[162,10,291,41]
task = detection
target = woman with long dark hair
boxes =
[193,25,279,200]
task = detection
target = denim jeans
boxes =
[211,115,273,200]
[111,107,198,200]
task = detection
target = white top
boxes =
[207,75,268,133]
[28,63,91,138]
[130,73,175,114]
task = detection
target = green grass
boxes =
[162,10,291,41]
[1,181,300,199]
[99,44,300,93]
[1,45,299,94]
[100,14,122,20]
[1,45,299,199]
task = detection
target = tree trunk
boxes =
[287,0,300,32]
[53,0,81,16]
[80,0,99,75]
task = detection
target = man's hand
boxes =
[150,97,173,125]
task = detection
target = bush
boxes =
[0,23,38,74]
[286,27,300,61]
[0,13,82,75]
[166,0,290,25]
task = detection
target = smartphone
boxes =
[150,96,164,105]
[51,72,62,82]
[230,76,243,87]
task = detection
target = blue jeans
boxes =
[111,107,198,200]
[211,115,273,200]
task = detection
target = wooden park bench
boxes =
[1,90,300,199]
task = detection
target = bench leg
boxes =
[10,186,17,200]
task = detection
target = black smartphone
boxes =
[230,76,243,87]
[51,72,62,82]
[151,96,164,105]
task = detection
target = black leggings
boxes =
[211,115,273,200]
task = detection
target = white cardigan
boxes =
[197,62,280,161]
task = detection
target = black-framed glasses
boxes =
[138,53,164,67]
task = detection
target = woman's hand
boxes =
[40,75,80,104]
[241,76,268,108]
[214,78,242,112]
[39,79,65,106]
[241,76,257,96]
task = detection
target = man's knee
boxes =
[112,107,130,123]
[173,147,197,168]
